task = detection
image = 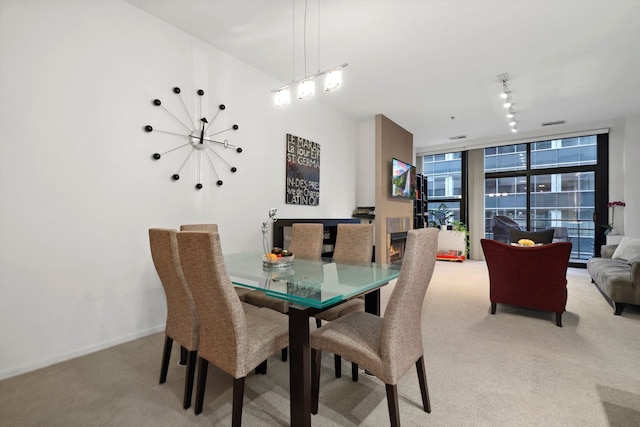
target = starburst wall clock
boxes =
[144,86,242,190]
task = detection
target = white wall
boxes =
[0,1,357,379]
[622,115,640,238]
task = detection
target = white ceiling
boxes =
[126,0,640,151]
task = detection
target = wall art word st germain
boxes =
[285,134,320,206]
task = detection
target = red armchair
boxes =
[480,239,573,327]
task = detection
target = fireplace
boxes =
[389,232,408,265]
[386,217,411,265]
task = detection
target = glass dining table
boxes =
[224,253,401,427]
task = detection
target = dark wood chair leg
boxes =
[555,312,563,327]
[179,345,187,365]
[334,354,342,378]
[415,356,431,413]
[385,383,401,427]
[232,377,245,427]
[490,302,497,314]
[352,362,359,382]
[255,360,267,375]
[281,347,288,362]
[614,302,626,315]
[183,350,197,409]
[159,336,173,384]
[311,349,321,415]
[194,357,208,415]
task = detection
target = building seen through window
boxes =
[420,135,605,264]
[421,152,463,224]
[485,135,599,263]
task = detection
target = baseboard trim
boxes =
[0,325,165,381]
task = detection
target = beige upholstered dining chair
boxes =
[310,227,438,427]
[179,223,251,302]
[148,228,199,410]
[314,223,374,380]
[176,231,290,423]
[287,222,324,260]
[179,223,218,233]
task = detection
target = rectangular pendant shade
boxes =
[297,79,315,99]
[274,88,291,107]
[324,69,342,91]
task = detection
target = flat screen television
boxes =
[391,157,416,199]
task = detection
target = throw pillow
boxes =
[611,236,640,262]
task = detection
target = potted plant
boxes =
[452,220,470,257]
[428,203,453,230]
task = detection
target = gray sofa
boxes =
[587,244,640,314]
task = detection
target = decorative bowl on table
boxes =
[262,253,295,268]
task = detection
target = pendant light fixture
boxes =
[272,0,347,106]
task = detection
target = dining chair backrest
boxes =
[180,223,218,233]
[148,228,199,350]
[288,223,324,260]
[179,223,255,301]
[176,230,249,377]
[332,224,374,264]
[380,227,438,383]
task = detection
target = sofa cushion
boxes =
[612,236,640,262]
[587,257,635,297]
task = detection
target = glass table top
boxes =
[224,253,400,309]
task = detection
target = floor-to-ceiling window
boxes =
[484,134,608,265]
[421,151,467,225]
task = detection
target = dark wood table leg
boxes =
[364,287,381,315]
[362,288,383,376]
[288,306,312,427]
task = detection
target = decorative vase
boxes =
[440,225,447,231]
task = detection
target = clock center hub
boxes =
[189,131,208,150]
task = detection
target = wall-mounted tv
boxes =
[391,157,416,199]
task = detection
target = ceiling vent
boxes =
[541,120,565,127]
[448,135,467,141]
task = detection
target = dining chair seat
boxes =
[243,290,290,313]
[316,298,364,322]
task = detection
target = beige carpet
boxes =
[1,261,639,426]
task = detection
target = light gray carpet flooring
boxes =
[1,260,639,426]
